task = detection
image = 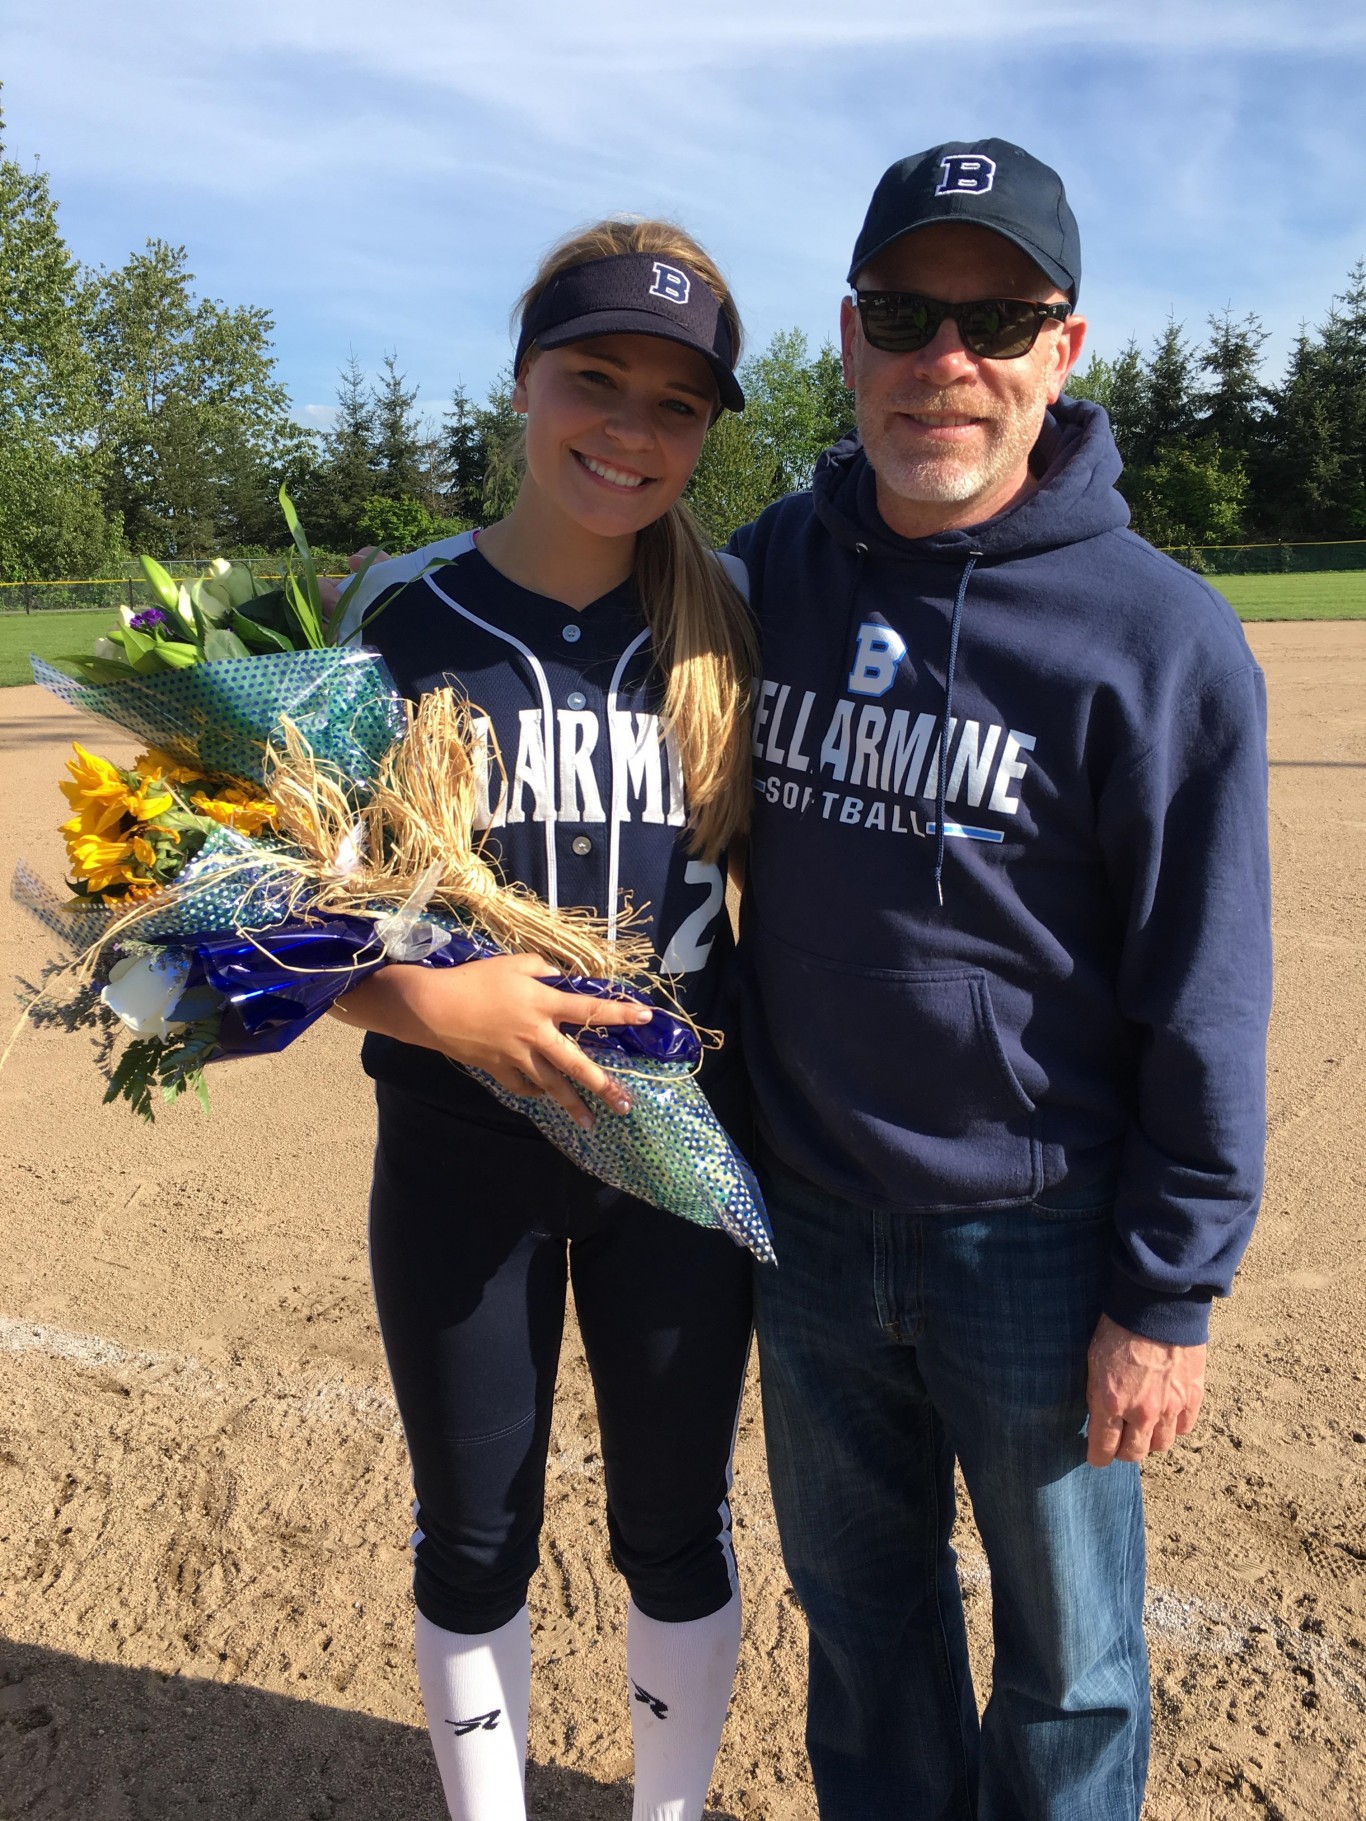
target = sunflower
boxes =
[59,744,131,838]
[133,747,205,787]
[66,830,139,894]
[189,787,278,837]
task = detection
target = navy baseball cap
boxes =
[514,252,744,412]
[848,139,1081,302]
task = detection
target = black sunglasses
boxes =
[855,292,1072,360]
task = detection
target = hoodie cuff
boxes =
[1103,1269,1214,1347]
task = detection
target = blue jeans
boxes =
[754,1157,1149,1821]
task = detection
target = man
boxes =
[730,139,1271,1818]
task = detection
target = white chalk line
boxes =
[5,1314,1364,1710]
[0,1314,400,1433]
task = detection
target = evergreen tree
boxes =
[372,352,423,500]
[1262,330,1348,539]
[439,382,486,520]
[1137,318,1198,464]
[1198,310,1270,459]
[1313,261,1366,533]
[475,368,522,522]
[303,352,378,549]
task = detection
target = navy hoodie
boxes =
[731,398,1272,1345]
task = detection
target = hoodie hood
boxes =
[811,394,1130,564]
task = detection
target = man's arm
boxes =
[1088,652,1272,1462]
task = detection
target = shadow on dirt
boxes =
[0,1636,741,1819]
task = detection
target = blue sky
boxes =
[3,0,1364,433]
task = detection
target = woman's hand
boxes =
[332,954,652,1128]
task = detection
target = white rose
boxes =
[101,951,192,1042]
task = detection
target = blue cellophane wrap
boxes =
[30,647,405,789]
[164,915,773,1260]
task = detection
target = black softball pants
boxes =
[368,1081,755,1635]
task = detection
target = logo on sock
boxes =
[446,1709,501,1736]
[632,1681,669,1720]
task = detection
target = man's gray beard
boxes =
[856,386,1045,510]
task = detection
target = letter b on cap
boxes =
[649,262,691,305]
[936,154,997,196]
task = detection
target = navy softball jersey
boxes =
[350,533,742,1115]
[340,534,754,1635]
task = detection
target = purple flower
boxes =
[130,607,169,632]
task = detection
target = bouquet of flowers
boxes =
[12,495,774,1264]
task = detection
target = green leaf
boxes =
[229,608,294,654]
[285,568,324,649]
[203,628,253,661]
[278,482,324,631]
[138,554,181,612]
[63,655,140,682]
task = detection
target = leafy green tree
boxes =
[0,110,121,576]
[687,410,786,546]
[357,494,470,552]
[1126,441,1248,549]
[89,238,297,555]
[687,331,856,544]
[1066,341,1146,466]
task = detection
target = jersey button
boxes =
[561,623,582,643]
[566,690,587,710]
[571,835,593,857]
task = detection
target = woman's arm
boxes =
[332,954,652,1128]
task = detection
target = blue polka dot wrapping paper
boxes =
[472,1057,774,1263]
[18,650,774,1263]
[30,648,406,790]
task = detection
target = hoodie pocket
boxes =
[750,922,1041,1210]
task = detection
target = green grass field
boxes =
[3,573,1365,688]
[0,609,113,689]
[1210,571,1366,620]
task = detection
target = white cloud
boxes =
[3,1,1363,409]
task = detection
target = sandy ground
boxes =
[1,622,1364,1821]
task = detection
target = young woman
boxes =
[331,220,757,1821]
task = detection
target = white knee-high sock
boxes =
[414,1606,531,1821]
[627,1594,742,1821]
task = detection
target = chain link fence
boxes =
[5,541,1366,610]
[1160,538,1366,576]
[0,558,353,614]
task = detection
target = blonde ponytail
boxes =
[516,219,757,863]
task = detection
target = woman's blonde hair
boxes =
[514,218,757,864]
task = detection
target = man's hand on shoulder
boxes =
[1085,1312,1207,1468]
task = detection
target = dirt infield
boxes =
[2,622,1364,1820]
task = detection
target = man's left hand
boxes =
[1085,1313,1206,1467]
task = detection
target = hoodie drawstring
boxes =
[844,541,869,653]
[934,548,981,907]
